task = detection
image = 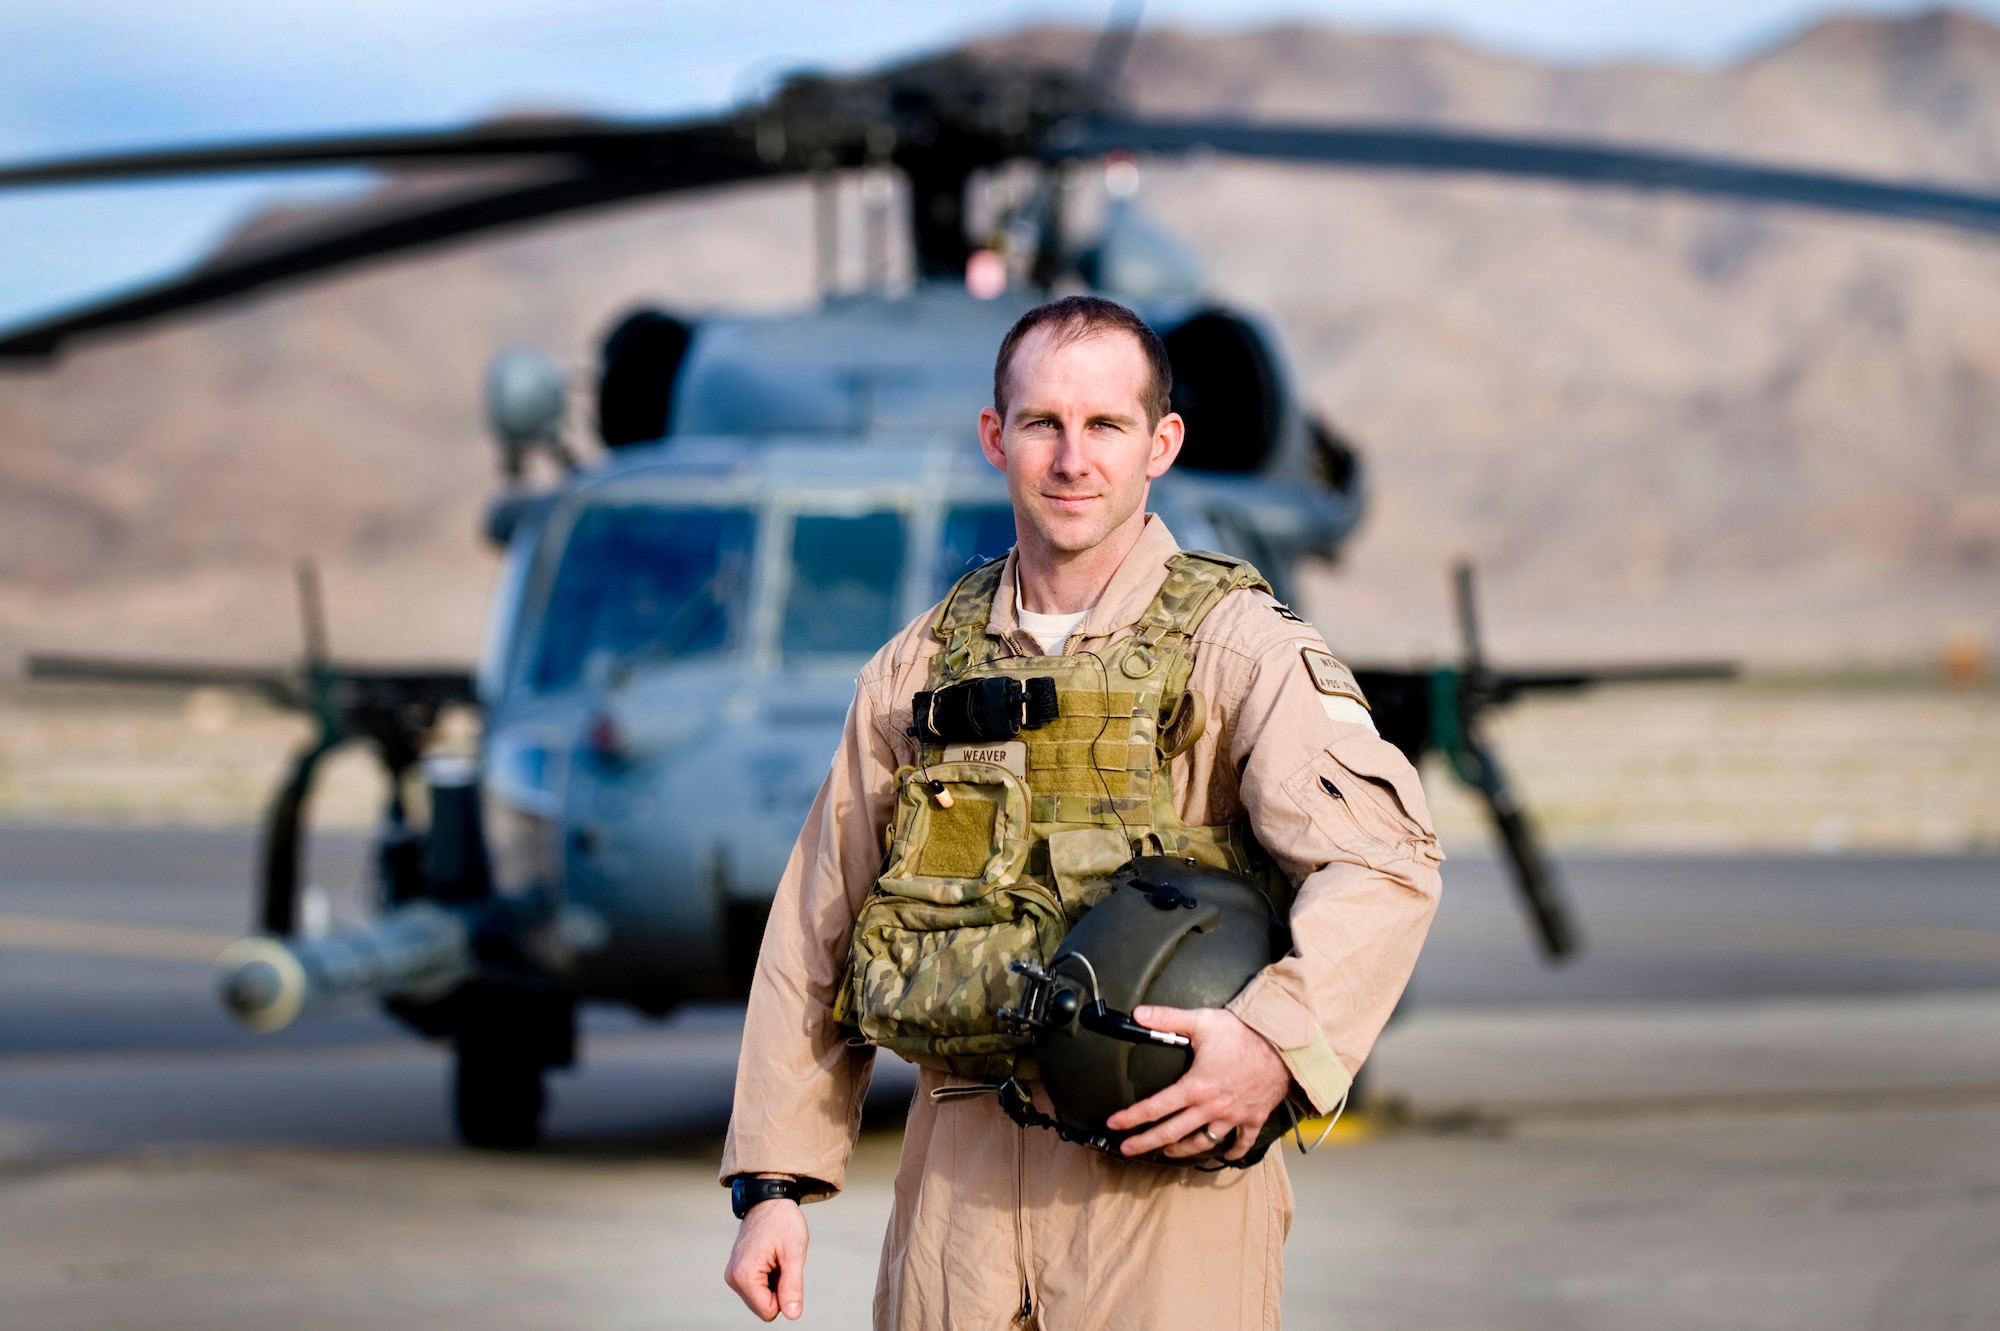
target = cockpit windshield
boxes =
[531,506,756,691]
[936,505,1016,593]
[782,512,906,658]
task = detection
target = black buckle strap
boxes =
[909,676,1059,745]
[997,1077,1096,1147]
[993,1076,1261,1171]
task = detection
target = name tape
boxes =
[943,740,1029,779]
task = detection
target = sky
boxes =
[0,0,1990,327]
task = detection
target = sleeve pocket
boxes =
[1330,731,1438,840]
[1283,733,1439,854]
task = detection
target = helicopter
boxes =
[14,33,1995,1148]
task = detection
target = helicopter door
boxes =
[781,512,907,658]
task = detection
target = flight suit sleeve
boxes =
[718,655,905,1197]
[1219,627,1445,1114]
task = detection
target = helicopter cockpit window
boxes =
[936,505,1016,592]
[782,513,906,658]
[530,506,757,691]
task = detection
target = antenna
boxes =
[296,557,329,668]
[1452,559,1483,673]
[1086,0,1146,101]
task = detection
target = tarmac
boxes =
[2,826,1998,1328]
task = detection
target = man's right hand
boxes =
[724,1199,809,1322]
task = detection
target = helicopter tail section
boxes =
[1351,562,1736,964]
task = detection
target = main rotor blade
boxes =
[28,653,294,693]
[27,652,473,698]
[0,158,775,360]
[1497,661,1738,692]
[1062,119,2000,237]
[0,117,734,189]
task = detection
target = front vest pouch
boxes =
[1045,825,1134,918]
[843,761,1063,1075]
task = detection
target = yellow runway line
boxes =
[0,912,237,963]
[1292,1110,1378,1146]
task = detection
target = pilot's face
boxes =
[978,327,1183,558]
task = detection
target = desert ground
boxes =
[6,675,1994,853]
[3,826,1997,1330]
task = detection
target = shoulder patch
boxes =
[1300,646,1369,710]
[1271,602,1308,625]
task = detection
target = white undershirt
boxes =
[1015,571,1093,656]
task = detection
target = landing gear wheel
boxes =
[453,1044,547,1150]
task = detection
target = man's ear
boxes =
[978,407,1009,473]
[1146,411,1185,479]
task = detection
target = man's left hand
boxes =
[1105,1006,1291,1161]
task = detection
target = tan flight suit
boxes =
[722,516,1443,1330]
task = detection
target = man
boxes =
[722,296,1441,1329]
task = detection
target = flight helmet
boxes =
[999,856,1312,1168]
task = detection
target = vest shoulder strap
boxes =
[932,556,1008,640]
[928,555,1008,683]
[1136,550,1273,642]
[925,549,1268,677]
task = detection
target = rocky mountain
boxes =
[3,8,1997,669]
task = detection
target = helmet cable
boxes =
[1071,952,1104,1006]
[1078,648,1131,843]
[1295,1087,1349,1155]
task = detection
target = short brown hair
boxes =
[992,295,1173,427]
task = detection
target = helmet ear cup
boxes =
[1033,857,1301,1167]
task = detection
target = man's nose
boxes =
[1048,424,1093,479]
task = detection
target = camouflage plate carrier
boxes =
[835,550,1291,1077]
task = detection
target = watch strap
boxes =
[731,1174,804,1219]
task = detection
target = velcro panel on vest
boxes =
[1025,692,1138,772]
[917,793,1000,880]
[1030,740,1133,771]
[1023,687,1150,804]
[1032,691,1137,729]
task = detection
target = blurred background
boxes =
[2,3,1998,1328]
[5,1,2000,847]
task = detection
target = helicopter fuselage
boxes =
[468,283,1361,1015]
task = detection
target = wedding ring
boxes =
[1197,1124,1222,1145]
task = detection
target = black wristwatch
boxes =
[731,1175,807,1219]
